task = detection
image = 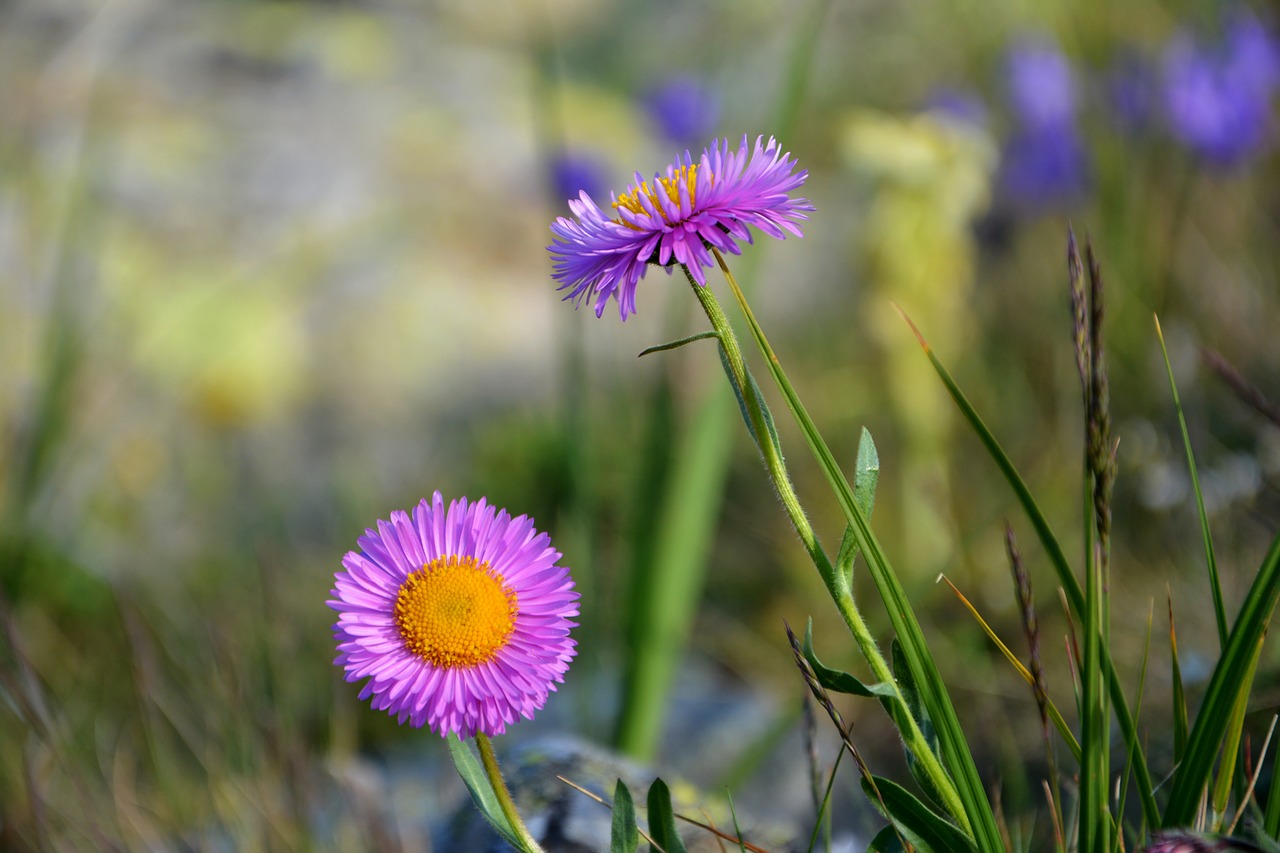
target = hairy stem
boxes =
[682,265,969,834]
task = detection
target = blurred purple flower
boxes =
[999,36,1088,206]
[1105,54,1158,132]
[643,76,721,147]
[549,150,609,204]
[1162,11,1280,166]
[999,123,1089,206]
[926,87,989,128]
[1225,12,1280,94]
[1006,38,1077,129]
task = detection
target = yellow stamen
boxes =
[394,555,517,669]
[612,164,698,228]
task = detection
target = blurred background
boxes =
[2,0,1279,849]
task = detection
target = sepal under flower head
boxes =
[548,135,813,320]
[329,493,578,738]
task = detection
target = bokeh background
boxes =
[3,0,1279,849]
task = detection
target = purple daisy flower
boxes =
[329,493,578,738]
[548,135,813,320]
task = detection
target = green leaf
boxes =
[721,276,994,846]
[717,342,781,458]
[610,779,639,853]
[867,825,908,853]
[1211,634,1266,829]
[802,619,896,699]
[638,330,721,357]
[646,778,688,853]
[725,790,748,853]
[854,427,881,520]
[891,639,944,809]
[1170,596,1190,764]
[862,775,979,853]
[1164,531,1280,826]
[1258,808,1280,852]
[836,428,880,584]
[445,735,523,850]
[1156,316,1228,648]
[1267,742,1280,839]
[906,309,1161,829]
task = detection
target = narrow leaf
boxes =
[862,775,980,853]
[889,638,946,809]
[1211,635,1266,829]
[1164,531,1280,826]
[802,619,896,699]
[867,825,908,853]
[611,780,640,853]
[939,574,1082,762]
[638,330,720,357]
[1156,315,1228,648]
[446,735,523,849]
[836,428,880,584]
[1266,736,1280,839]
[720,266,993,845]
[900,305,1161,828]
[855,427,881,520]
[718,343,781,459]
[1170,592,1190,763]
[725,790,748,853]
[647,778,688,853]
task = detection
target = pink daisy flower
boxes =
[329,493,578,738]
[549,134,814,320]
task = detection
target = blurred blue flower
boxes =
[925,86,989,129]
[998,36,1088,207]
[1225,12,1280,94]
[642,76,720,147]
[549,150,609,203]
[999,123,1089,206]
[1162,11,1280,166]
[1006,38,1076,130]
[1105,54,1158,133]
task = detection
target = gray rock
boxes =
[437,733,797,853]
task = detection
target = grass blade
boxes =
[1170,592,1190,763]
[1155,315,1227,648]
[616,384,733,759]
[898,305,1161,829]
[1266,722,1280,838]
[1210,633,1266,830]
[1164,530,1280,826]
[939,574,1081,762]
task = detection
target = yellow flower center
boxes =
[612,164,698,228]
[393,555,517,669]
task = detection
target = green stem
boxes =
[475,733,545,853]
[681,265,970,834]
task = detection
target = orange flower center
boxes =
[393,555,517,669]
[612,164,698,229]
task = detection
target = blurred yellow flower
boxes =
[840,108,996,570]
[102,230,310,427]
